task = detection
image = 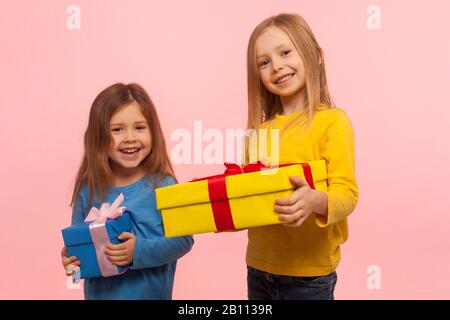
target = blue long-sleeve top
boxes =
[71,175,194,300]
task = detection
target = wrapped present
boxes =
[61,193,132,279]
[156,161,328,237]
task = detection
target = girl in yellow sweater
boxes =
[245,13,359,300]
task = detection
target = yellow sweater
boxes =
[246,106,359,276]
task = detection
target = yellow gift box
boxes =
[155,161,328,237]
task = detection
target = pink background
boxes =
[1,0,449,299]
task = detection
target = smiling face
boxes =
[108,101,152,175]
[256,26,306,98]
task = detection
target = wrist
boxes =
[311,190,328,216]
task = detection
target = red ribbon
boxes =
[192,162,316,232]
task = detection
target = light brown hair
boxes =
[70,83,176,207]
[246,13,335,130]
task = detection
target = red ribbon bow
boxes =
[192,162,316,232]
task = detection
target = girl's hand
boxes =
[105,232,136,266]
[61,246,80,275]
[274,176,327,227]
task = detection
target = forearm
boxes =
[131,235,194,269]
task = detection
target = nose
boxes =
[124,129,137,143]
[271,57,283,73]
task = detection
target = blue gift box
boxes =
[61,212,133,279]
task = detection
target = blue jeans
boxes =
[247,266,337,300]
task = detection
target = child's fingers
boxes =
[63,255,78,266]
[65,264,80,276]
[61,247,80,268]
[106,242,128,251]
[274,196,294,206]
[278,210,303,223]
[105,248,128,257]
[107,254,128,262]
[274,201,302,215]
[65,256,77,262]
[63,260,80,269]
[110,258,131,266]
[283,214,308,227]
[274,192,301,206]
[117,232,135,241]
[289,176,309,189]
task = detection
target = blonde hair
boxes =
[71,83,176,207]
[246,13,335,131]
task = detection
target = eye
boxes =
[281,49,291,56]
[111,127,123,133]
[136,125,147,130]
[258,59,270,68]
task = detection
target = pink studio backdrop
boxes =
[1,0,449,299]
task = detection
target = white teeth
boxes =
[121,148,139,154]
[276,74,293,84]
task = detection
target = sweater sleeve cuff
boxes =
[315,212,329,228]
[314,192,336,228]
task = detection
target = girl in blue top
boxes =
[61,83,193,299]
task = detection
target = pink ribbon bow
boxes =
[84,193,128,277]
[84,193,126,223]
